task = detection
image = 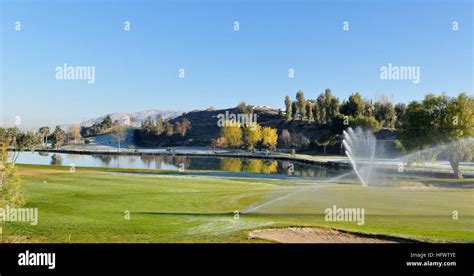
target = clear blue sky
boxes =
[1,0,472,129]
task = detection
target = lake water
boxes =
[16,151,338,177]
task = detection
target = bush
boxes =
[393,139,406,153]
[0,144,25,208]
[351,115,381,131]
[330,114,351,134]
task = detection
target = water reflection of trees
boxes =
[92,154,112,166]
[173,156,191,169]
[58,153,333,177]
[261,161,278,174]
[140,156,155,168]
[125,156,136,165]
[154,157,163,170]
[279,161,330,177]
[67,154,82,161]
[50,154,63,166]
[221,158,242,172]
[243,159,278,174]
[295,165,330,178]
[188,157,220,171]
[220,158,278,174]
[138,155,191,170]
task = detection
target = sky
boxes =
[1,0,472,129]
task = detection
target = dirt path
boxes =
[250,227,405,243]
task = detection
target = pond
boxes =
[16,151,338,178]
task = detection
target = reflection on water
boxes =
[50,154,63,166]
[17,152,336,177]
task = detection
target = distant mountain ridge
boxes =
[62,110,184,129]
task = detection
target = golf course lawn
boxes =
[2,164,473,243]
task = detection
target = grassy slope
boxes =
[2,165,473,243]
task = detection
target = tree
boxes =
[142,115,165,135]
[51,126,66,149]
[296,90,305,120]
[314,89,340,123]
[7,131,41,165]
[330,114,351,134]
[306,101,313,123]
[81,115,114,137]
[317,94,327,124]
[312,102,321,124]
[237,102,252,114]
[112,124,127,152]
[175,118,191,137]
[363,99,374,117]
[316,134,334,155]
[296,90,305,105]
[220,120,243,148]
[243,124,262,151]
[374,98,396,128]
[0,128,6,141]
[67,124,82,144]
[38,126,50,146]
[300,100,307,120]
[174,122,182,137]
[5,127,21,145]
[291,101,298,119]
[324,89,333,120]
[154,116,165,135]
[165,120,174,136]
[395,103,406,127]
[329,97,340,122]
[340,92,364,117]
[0,141,25,208]
[261,127,278,151]
[399,93,474,178]
[351,115,380,131]
[142,116,154,132]
[284,96,292,120]
[102,115,113,129]
[210,137,226,148]
[279,129,291,147]
[438,93,473,178]
[398,101,431,150]
[289,133,309,148]
[18,131,41,149]
[301,135,310,148]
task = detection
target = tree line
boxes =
[283,90,473,178]
[141,115,191,138]
[284,89,403,131]
[212,121,278,152]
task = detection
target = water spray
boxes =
[343,127,377,187]
[243,171,354,214]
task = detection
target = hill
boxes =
[133,106,336,148]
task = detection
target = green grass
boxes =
[2,164,473,243]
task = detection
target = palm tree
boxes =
[38,127,50,147]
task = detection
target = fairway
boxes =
[1,165,472,243]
